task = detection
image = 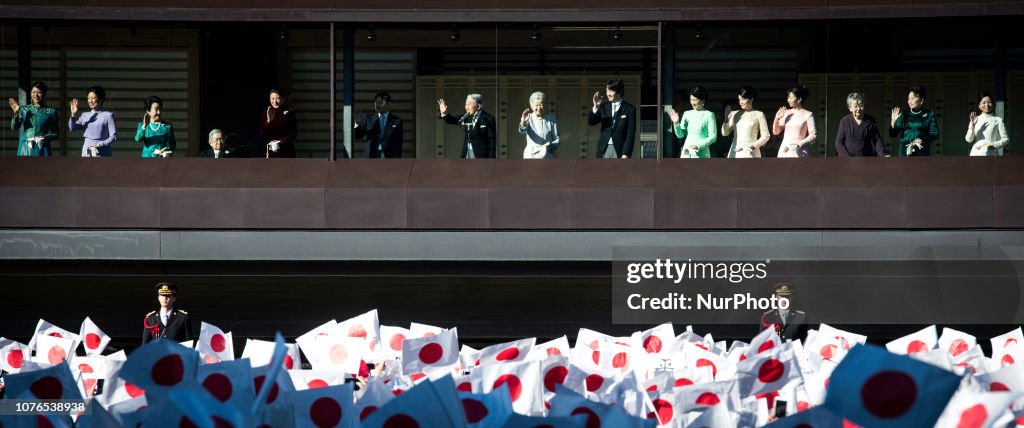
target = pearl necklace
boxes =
[149,122,164,132]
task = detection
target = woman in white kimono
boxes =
[519,91,560,159]
[966,91,1009,156]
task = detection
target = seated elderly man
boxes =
[200,128,235,158]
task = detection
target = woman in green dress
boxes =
[134,96,176,157]
[889,86,939,157]
[668,86,717,158]
[9,81,60,156]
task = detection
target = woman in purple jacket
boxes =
[68,86,117,157]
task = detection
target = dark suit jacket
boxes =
[142,308,194,345]
[760,309,808,341]
[355,113,404,158]
[587,101,637,158]
[200,148,237,158]
[441,110,496,158]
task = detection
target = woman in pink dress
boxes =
[772,85,816,158]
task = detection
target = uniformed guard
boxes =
[760,283,808,341]
[142,282,194,345]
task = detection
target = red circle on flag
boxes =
[409,373,427,382]
[457,382,473,393]
[48,332,63,338]
[329,344,349,365]
[696,358,718,378]
[308,379,329,389]
[1006,338,1019,348]
[643,336,663,354]
[612,352,629,370]
[310,397,342,428]
[284,354,295,370]
[390,334,406,351]
[419,343,444,364]
[990,382,1010,392]
[85,333,102,350]
[651,399,673,425]
[957,404,987,428]
[591,350,600,365]
[585,374,604,392]
[820,344,839,361]
[544,366,568,393]
[210,334,227,353]
[360,406,378,421]
[202,373,233,402]
[7,349,24,369]
[570,407,601,428]
[950,339,970,357]
[152,354,186,386]
[126,382,145,398]
[695,392,720,406]
[30,376,63,399]
[47,345,66,365]
[758,359,786,383]
[798,401,811,412]
[906,340,929,354]
[758,341,776,354]
[37,415,55,428]
[1003,355,1016,366]
[348,325,368,339]
[547,347,561,356]
[646,384,658,392]
[674,378,693,388]
[496,347,520,361]
[204,355,221,364]
[860,370,917,419]
[493,374,523,402]
[423,332,437,338]
[253,375,280,404]
[382,414,419,428]
[461,398,490,424]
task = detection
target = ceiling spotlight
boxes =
[530,26,542,42]
[612,26,624,42]
[450,26,461,42]
[367,25,377,42]
[695,24,704,40]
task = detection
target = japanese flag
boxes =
[934,389,1017,428]
[886,325,938,355]
[74,398,122,428]
[597,341,635,375]
[736,343,802,397]
[355,379,395,423]
[562,362,614,398]
[29,319,81,352]
[453,372,479,394]
[974,364,1024,393]
[763,405,846,428]
[402,328,459,375]
[361,376,462,428]
[501,413,590,427]
[379,325,412,360]
[478,338,536,367]
[530,335,572,361]
[0,337,30,373]
[410,322,444,338]
[674,380,742,413]
[78,317,111,356]
[338,309,380,351]
[197,322,235,363]
[480,359,543,415]
[289,370,345,390]
[459,345,480,371]
[252,362,297,408]
[284,383,356,428]
[953,345,988,376]
[242,338,302,370]
[671,364,714,391]
[743,327,783,361]
[459,384,515,427]
[939,327,977,359]
[2,360,83,400]
[138,382,247,428]
[100,357,147,407]
[198,358,255,411]
[633,323,675,357]
[33,333,74,366]
[304,333,365,374]
[548,385,649,427]
[119,339,200,395]
[688,403,737,428]
[573,328,616,369]
[678,342,737,381]
[645,387,677,426]
[540,355,570,396]
[809,324,865,363]
[823,344,960,428]
[991,328,1024,367]
[70,355,106,398]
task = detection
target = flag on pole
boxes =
[0,337,30,373]
[78,317,111,356]
[885,326,937,355]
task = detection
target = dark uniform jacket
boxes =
[440,110,496,158]
[142,308,194,345]
[355,113,404,158]
[760,309,808,341]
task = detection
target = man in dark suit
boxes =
[438,93,496,158]
[355,91,404,158]
[199,129,236,158]
[760,283,808,341]
[588,79,636,158]
[142,282,194,345]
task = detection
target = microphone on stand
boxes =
[458,112,471,125]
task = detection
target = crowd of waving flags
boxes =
[4,310,1024,427]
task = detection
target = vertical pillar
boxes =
[343,24,355,159]
[329,23,337,160]
[661,24,676,159]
